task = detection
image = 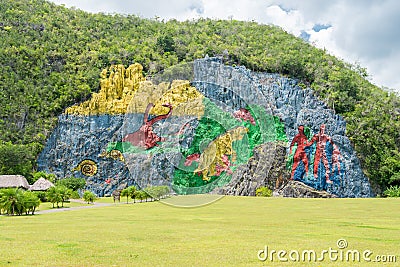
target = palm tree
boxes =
[46,186,62,208]
[121,186,137,204]
[127,186,136,203]
[57,185,72,207]
[120,188,130,204]
[23,191,40,215]
[0,188,25,215]
[136,190,147,203]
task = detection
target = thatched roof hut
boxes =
[0,175,30,190]
[29,177,55,191]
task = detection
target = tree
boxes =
[135,190,147,203]
[127,186,137,203]
[0,142,38,183]
[120,188,130,204]
[130,186,137,203]
[46,186,62,208]
[0,188,26,215]
[22,191,40,215]
[0,189,41,215]
[57,185,72,207]
[156,35,175,54]
[56,177,86,191]
[121,186,136,203]
[160,185,170,199]
[32,171,56,184]
[83,190,97,204]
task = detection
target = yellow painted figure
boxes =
[195,126,248,181]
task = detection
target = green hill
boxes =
[0,0,399,192]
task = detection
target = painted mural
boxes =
[37,58,372,197]
[106,87,287,194]
[288,124,344,190]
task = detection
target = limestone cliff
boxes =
[38,58,373,197]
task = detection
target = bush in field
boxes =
[383,185,400,197]
[83,190,97,204]
[256,186,273,197]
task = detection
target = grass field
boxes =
[35,200,91,211]
[1,196,399,266]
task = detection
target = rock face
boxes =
[273,180,337,198]
[37,114,132,196]
[194,58,372,197]
[212,142,288,196]
[38,58,373,197]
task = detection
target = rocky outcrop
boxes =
[37,114,133,196]
[273,180,337,198]
[212,142,289,196]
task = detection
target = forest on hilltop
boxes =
[0,0,399,192]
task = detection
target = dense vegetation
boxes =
[0,0,399,192]
[0,188,40,215]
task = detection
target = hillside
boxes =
[0,0,399,192]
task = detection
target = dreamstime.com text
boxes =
[257,239,397,263]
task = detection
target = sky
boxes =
[49,0,400,93]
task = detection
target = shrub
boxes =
[35,191,48,202]
[256,186,273,197]
[383,185,400,197]
[70,191,80,199]
[83,190,97,204]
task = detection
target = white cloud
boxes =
[263,5,313,36]
[48,0,400,93]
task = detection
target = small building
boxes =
[0,175,30,190]
[29,177,55,191]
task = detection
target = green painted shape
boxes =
[105,97,289,195]
[172,99,288,194]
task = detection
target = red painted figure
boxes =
[331,143,342,175]
[289,125,309,179]
[122,103,173,149]
[307,124,333,184]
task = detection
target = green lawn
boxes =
[35,200,91,211]
[1,196,399,266]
